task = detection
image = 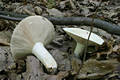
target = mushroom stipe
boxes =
[10,16,57,72]
[63,28,104,58]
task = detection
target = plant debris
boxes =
[0,0,120,80]
[77,59,119,79]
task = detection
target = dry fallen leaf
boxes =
[77,59,119,79]
[0,31,12,46]
[47,8,64,17]
[95,41,114,59]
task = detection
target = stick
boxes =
[0,13,120,35]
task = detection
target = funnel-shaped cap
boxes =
[11,16,55,59]
[63,28,104,45]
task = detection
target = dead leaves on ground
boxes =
[0,0,120,80]
[0,30,12,46]
[77,59,120,79]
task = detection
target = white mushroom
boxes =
[63,28,104,58]
[10,16,57,71]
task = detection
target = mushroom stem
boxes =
[74,42,85,58]
[32,42,57,70]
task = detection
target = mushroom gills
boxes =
[10,16,57,72]
[63,28,104,58]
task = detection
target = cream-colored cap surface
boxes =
[63,28,104,45]
[11,16,55,59]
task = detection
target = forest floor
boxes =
[0,0,120,80]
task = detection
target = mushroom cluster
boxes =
[10,15,104,72]
[10,16,57,71]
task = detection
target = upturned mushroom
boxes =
[63,28,104,58]
[10,16,57,71]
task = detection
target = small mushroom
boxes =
[10,16,57,71]
[63,28,104,57]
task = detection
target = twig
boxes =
[83,0,103,62]
[0,11,120,35]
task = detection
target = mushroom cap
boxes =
[10,16,55,59]
[63,28,104,45]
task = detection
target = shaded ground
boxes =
[0,0,120,80]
